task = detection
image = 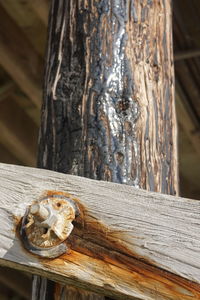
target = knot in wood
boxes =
[20,193,79,258]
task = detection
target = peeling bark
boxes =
[35,0,178,299]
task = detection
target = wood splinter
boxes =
[20,192,79,258]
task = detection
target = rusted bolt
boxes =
[20,192,79,258]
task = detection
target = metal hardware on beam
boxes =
[20,191,80,258]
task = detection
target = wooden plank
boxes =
[0,99,38,166]
[0,4,43,108]
[0,163,199,300]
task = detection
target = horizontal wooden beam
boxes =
[0,4,43,108]
[0,163,199,299]
[0,98,38,166]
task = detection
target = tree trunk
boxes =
[34,0,178,299]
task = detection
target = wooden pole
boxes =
[35,0,178,299]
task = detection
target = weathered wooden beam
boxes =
[0,98,38,166]
[0,4,43,108]
[0,163,199,300]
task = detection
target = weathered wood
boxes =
[0,163,199,300]
[39,0,178,194]
[37,0,178,298]
[0,4,43,108]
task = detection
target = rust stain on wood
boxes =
[43,250,200,300]
[12,215,21,228]
[42,193,200,299]
[10,191,200,298]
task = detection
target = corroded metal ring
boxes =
[20,193,79,258]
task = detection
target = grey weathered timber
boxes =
[0,163,199,300]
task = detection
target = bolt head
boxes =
[20,192,79,258]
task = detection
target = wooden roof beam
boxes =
[0,4,43,108]
[0,163,200,300]
[0,98,38,166]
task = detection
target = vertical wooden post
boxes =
[34,0,178,299]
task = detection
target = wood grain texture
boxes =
[37,0,178,298]
[0,163,199,299]
[38,0,178,195]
